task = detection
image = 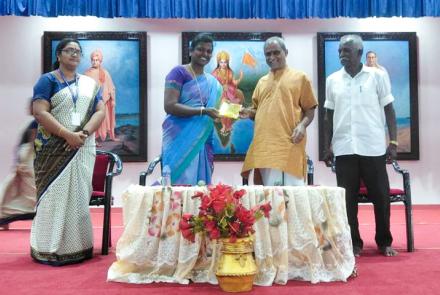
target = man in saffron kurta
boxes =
[241,37,317,185]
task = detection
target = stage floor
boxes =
[0,205,439,295]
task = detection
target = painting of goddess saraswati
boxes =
[183,32,282,161]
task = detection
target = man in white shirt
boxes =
[323,34,398,257]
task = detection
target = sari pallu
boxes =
[162,73,222,185]
[31,74,100,266]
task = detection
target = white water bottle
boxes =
[162,165,172,187]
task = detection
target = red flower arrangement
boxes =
[179,184,271,242]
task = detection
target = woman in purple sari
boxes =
[162,33,222,185]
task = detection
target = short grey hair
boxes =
[264,36,287,54]
[340,34,364,53]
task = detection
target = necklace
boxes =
[188,64,206,106]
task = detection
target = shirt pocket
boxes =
[355,84,379,108]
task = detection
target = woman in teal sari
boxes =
[162,33,222,185]
[31,38,105,266]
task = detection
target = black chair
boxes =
[90,150,123,255]
[329,159,414,252]
[139,155,162,186]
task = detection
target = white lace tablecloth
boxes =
[107,185,355,285]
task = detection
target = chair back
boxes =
[88,150,122,255]
[92,153,110,193]
[306,156,314,185]
[139,155,162,186]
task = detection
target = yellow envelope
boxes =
[219,101,242,119]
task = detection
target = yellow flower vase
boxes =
[216,236,257,292]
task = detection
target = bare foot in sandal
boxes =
[353,246,362,257]
[379,246,398,257]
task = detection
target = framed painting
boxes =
[43,31,147,162]
[317,32,419,160]
[182,32,282,161]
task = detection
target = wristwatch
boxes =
[82,129,90,136]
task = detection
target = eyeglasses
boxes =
[61,48,82,56]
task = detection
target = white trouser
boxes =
[259,168,304,186]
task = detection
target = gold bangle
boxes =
[200,106,205,116]
[58,126,64,137]
[389,140,398,146]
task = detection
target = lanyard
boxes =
[58,69,79,110]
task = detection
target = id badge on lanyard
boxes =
[59,70,80,126]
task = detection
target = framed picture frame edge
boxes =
[42,31,148,162]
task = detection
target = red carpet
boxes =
[1,205,439,295]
